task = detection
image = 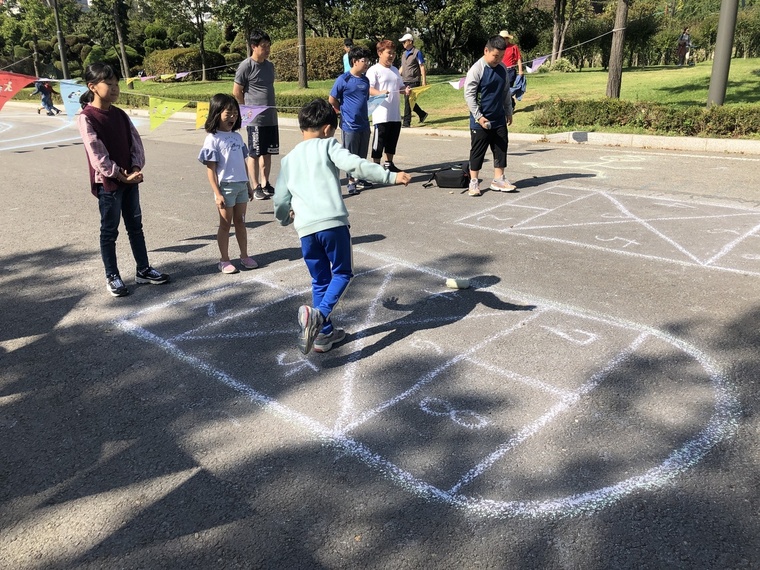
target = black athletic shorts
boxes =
[371,122,402,159]
[246,125,280,157]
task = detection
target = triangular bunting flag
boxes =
[367,94,387,116]
[0,72,37,112]
[125,77,138,85]
[526,56,548,73]
[239,105,268,128]
[140,75,155,82]
[448,77,466,90]
[175,72,190,79]
[196,101,209,129]
[149,96,188,130]
[59,81,88,119]
[159,74,174,81]
[408,85,432,110]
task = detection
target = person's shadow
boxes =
[325,275,536,366]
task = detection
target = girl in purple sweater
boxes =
[77,63,169,297]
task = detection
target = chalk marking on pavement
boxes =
[117,248,740,519]
[448,333,647,495]
[703,220,760,266]
[419,397,490,430]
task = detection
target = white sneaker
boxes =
[468,178,481,196]
[490,176,517,192]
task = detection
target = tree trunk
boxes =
[196,13,207,81]
[113,0,129,79]
[606,0,629,99]
[296,0,307,88]
[551,0,566,64]
[32,39,40,77]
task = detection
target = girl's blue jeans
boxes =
[97,184,150,277]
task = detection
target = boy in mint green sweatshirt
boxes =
[274,98,411,354]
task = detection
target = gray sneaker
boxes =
[490,176,518,192]
[297,305,324,354]
[313,328,346,353]
[468,178,481,196]
[253,185,267,200]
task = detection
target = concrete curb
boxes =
[8,101,760,156]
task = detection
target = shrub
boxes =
[142,48,226,80]
[269,37,345,81]
[531,98,760,138]
[548,57,577,72]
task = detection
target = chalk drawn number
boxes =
[419,397,489,430]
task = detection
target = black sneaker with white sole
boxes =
[106,274,129,297]
[135,266,170,285]
[355,180,373,190]
[263,183,275,197]
[253,185,267,200]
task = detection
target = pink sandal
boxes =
[218,260,238,274]
[239,257,258,269]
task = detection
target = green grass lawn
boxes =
[21,58,760,136]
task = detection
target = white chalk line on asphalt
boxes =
[116,246,740,519]
[457,183,760,276]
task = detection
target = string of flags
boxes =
[3,60,545,132]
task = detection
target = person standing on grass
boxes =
[77,63,170,297]
[198,93,259,274]
[464,35,516,197]
[677,27,691,67]
[342,38,354,73]
[366,39,410,173]
[274,99,411,354]
[499,30,523,109]
[233,29,279,201]
[398,32,428,128]
[329,46,374,195]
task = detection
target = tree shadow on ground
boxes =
[1,245,758,569]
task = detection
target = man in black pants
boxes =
[399,33,429,128]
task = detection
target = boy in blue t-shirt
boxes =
[329,46,373,195]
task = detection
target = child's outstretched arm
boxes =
[394,172,411,186]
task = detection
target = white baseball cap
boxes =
[399,33,414,42]
[499,30,513,39]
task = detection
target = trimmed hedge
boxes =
[270,37,345,81]
[532,98,760,138]
[143,48,226,80]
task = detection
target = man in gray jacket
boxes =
[464,35,516,196]
[399,33,429,128]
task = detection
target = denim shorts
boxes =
[220,181,249,207]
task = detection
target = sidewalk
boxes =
[8,101,760,156]
[153,110,760,156]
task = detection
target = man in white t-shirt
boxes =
[366,39,410,173]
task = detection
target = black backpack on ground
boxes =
[422,162,470,189]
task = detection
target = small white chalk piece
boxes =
[445,278,470,289]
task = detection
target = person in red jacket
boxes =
[499,30,523,109]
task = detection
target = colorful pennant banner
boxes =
[195,101,209,129]
[0,72,38,112]
[149,96,189,130]
[367,94,387,116]
[59,81,88,119]
[408,85,432,110]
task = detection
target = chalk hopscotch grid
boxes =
[116,248,740,518]
[456,184,760,276]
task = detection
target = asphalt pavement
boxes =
[1,104,759,569]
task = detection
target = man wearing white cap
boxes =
[398,32,429,128]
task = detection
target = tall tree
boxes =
[152,0,212,79]
[551,0,589,64]
[606,0,629,98]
